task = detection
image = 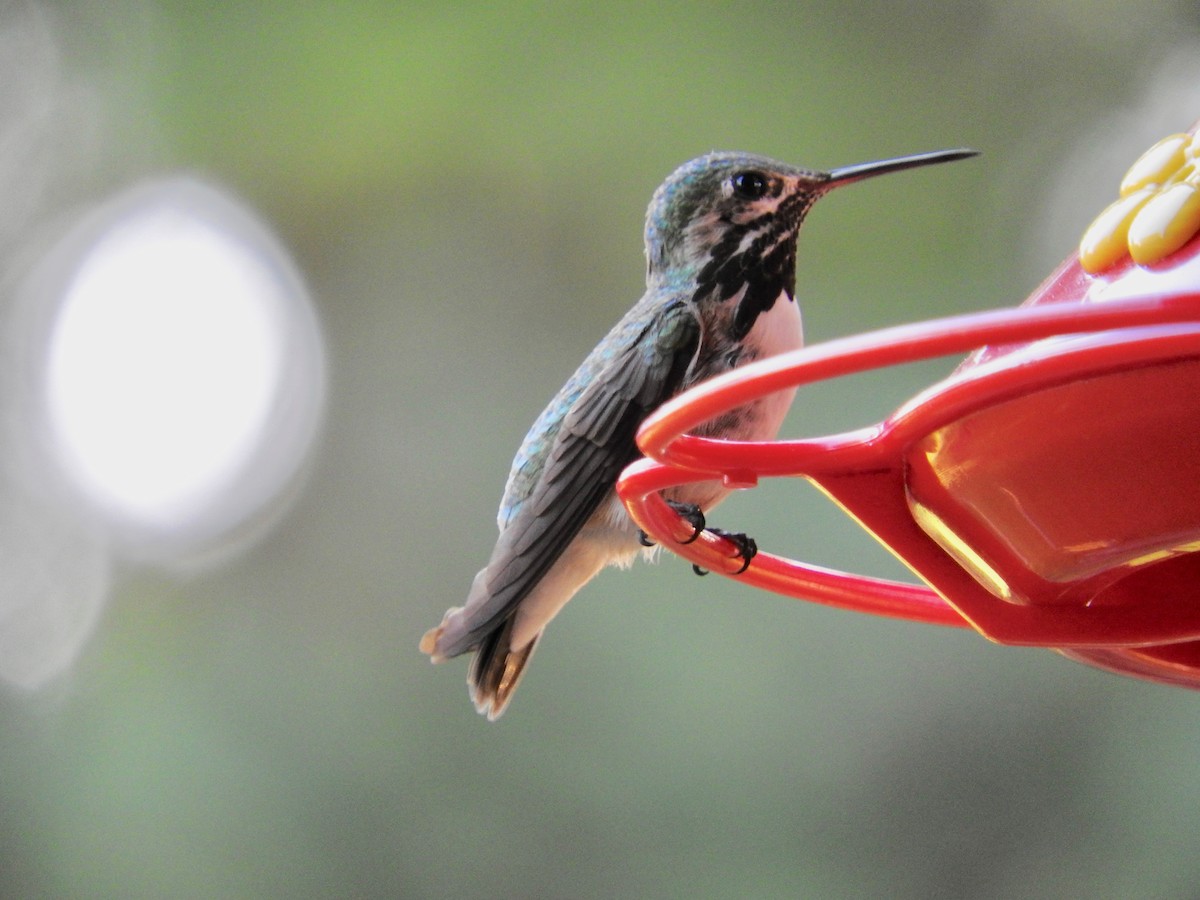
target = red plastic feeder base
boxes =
[618,214,1200,689]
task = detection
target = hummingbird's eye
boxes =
[731,171,769,200]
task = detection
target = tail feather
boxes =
[421,540,611,719]
[419,574,543,721]
[468,618,541,721]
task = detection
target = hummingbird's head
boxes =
[643,149,977,333]
[644,152,823,297]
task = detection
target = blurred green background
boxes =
[3,1,1200,897]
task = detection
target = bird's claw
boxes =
[709,528,758,575]
[657,501,755,575]
[685,528,758,577]
[639,501,705,547]
[666,500,706,544]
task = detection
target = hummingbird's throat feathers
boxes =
[691,189,811,341]
[693,282,801,389]
[683,183,812,274]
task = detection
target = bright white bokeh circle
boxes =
[48,210,284,525]
[34,179,325,562]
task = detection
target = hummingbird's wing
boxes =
[429,298,701,659]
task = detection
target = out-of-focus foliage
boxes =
[3,1,1200,897]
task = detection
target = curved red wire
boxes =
[615,290,1200,627]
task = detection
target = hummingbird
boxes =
[420,146,976,719]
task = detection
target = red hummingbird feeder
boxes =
[617,126,1200,689]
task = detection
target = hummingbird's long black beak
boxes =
[825,148,978,189]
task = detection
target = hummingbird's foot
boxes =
[708,528,758,575]
[643,501,705,549]
[687,528,757,576]
[638,501,705,547]
[665,500,706,544]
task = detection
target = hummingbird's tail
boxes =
[421,531,622,719]
[418,598,542,721]
[467,617,541,721]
